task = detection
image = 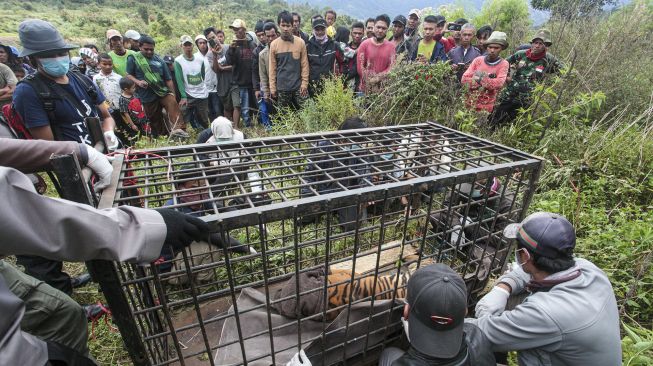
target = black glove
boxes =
[47,341,97,366]
[156,208,210,251]
[208,233,249,254]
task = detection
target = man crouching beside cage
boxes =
[429,175,517,295]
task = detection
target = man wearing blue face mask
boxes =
[469,212,621,366]
[11,19,120,298]
[12,19,117,150]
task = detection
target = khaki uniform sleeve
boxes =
[269,40,278,95]
[300,39,309,90]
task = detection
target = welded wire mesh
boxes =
[97,122,541,366]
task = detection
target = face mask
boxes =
[345,144,361,151]
[39,55,70,77]
[515,248,530,268]
[381,153,393,161]
[471,189,483,199]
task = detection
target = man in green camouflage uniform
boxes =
[488,29,563,127]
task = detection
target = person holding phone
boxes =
[447,23,481,81]
[409,15,447,64]
[226,19,256,129]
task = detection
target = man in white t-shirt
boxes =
[194,34,220,121]
[174,35,209,129]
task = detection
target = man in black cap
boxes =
[470,212,621,366]
[390,15,412,55]
[378,263,495,366]
[305,17,342,97]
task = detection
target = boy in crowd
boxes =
[119,77,151,137]
[410,15,447,64]
[175,35,210,130]
[93,53,135,142]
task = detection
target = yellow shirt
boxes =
[417,40,436,61]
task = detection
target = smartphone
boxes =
[447,23,462,32]
[208,39,217,48]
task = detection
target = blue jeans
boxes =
[239,87,252,127]
[258,98,271,130]
[207,92,222,121]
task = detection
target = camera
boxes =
[447,23,462,32]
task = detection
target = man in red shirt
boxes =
[356,14,396,94]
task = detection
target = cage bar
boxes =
[94,122,541,365]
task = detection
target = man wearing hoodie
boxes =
[409,15,447,64]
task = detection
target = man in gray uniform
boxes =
[0,139,209,365]
[469,212,622,366]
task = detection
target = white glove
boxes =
[450,224,465,246]
[103,130,119,151]
[286,349,311,366]
[475,285,510,318]
[85,144,113,192]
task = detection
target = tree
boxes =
[473,0,531,48]
[138,6,149,24]
[531,0,616,19]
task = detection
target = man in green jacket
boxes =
[488,29,563,127]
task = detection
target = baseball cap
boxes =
[106,29,122,41]
[312,18,327,29]
[393,15,407,26]
[406,263,467,358]
[504,212,576,258]
[124,29,141,41]
[162,55,174,64]
[229,19,247,30]
[433,15,446,25]
[408,9,421,19]
[180,35,193,45]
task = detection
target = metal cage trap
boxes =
[57,122,542,366]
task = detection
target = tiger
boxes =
[324,256,429,317]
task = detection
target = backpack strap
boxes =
[21,73,61,140]
[68,71,99,105]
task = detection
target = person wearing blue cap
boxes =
[470,212,622,366]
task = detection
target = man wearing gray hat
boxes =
[469,212,621,366]
[378,263,495,366]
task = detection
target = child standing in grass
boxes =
[94,54,137,144]
[119,77,151,140]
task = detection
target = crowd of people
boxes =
[0,8,620,366]
[0,8,563,149]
